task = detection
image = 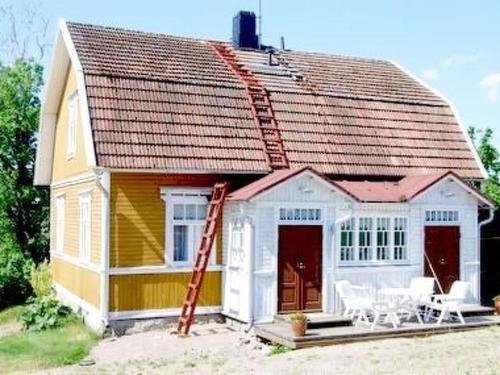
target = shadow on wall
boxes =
[481,209,500,305]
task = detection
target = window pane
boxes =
[173,204,184,220]
[197,204,207,220]
[185,204,196,220]
[174,225,188,261]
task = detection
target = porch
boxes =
[254,307,499,349]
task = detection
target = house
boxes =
[35,12,494,332]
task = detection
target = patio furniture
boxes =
[335,280,372,319]
[425,281,470,325]
[379,287,423,325]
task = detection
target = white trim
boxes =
[109,265,224,275]
[96,169,110,322]
[389,60,488,180]
[108,306,222,321]
[78,191,92,263]
[53,282,104,333]
[50,172,95,189]
[66,90,78,159]
[51,252,101,273]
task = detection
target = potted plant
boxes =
[290,312,308,337]
[493,296,500,315]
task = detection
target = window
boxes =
[79,192,91,262]
[393,217,408,261]
[376,218,390,260]
[339,218,355,262]
[55,195,65,254]
[338,216,409,265]
[358,218,373,261]
[67,92,78,158]
[425,210,458,223]
[279,208,321,221]
[163,189,214,266]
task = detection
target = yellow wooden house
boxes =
[35,17,491,333]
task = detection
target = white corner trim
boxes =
[97,169,111,321]
[59,19,97,168]
[108,306,222,321]
[51,252,101,274]
[389,60,488,180]
[109,265,224,275]
[53,282,100,317]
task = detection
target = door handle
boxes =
[297,262,306,270]
[439,258,446,265]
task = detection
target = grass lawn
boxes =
[0,306,98,374]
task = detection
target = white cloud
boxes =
[421,68,440,81]
[421,53,482,82]
[480,73,500,102]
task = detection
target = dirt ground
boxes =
[41,323,500,375]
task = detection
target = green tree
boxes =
[0,59,48,262]
[468,126,500,206]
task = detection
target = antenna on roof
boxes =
[258,0,262,47]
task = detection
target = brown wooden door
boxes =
[278,225,322,312]
[424,226,460,293]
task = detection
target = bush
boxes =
[19,296,72,332]
[0,240,32,308]
[30,260,52,298]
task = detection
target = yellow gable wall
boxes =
[110,173,224,267]
[51,66,90,183]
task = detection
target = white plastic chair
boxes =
[425,281,469,325]
[336,280,369,319]
[404,277,435,322]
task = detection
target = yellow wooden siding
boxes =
[109,271,221,311]
[110,173,223,267]
[52,257,100,308]
[51,66,89,183]
[51,180,101,265]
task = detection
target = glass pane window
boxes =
[376,218,390,260]
[173,225,188,261]
[278,208,321,221]
[358,218,373,261]
[339,218,355,262]
[393,217,408,261]
[425,210,459,223]
[55,196,65,254]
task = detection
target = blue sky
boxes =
[2,0,499,147]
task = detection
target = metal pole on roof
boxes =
[258,0,262,47]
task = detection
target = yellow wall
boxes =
[51,180,102,265]
[109,271,221,311]
[110,173,223,267]
[51,66,89,183]
[52,257,100,308]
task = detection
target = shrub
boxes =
[19,296,72,332]
[30,260,52,298]
[0,240,32,308]
[290,312,307,322]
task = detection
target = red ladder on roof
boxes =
[176,182,229,335]
[210,42,289,171]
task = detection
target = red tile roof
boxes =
[66,22,484,178]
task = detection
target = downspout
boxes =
[93,167,110,331]
[478,206,495,301]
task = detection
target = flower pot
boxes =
[292,319,307,337]
[494,300,500,315]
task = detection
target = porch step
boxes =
[461,305,495,317]
[273,312,353,329]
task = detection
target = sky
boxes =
[1,0,499,148]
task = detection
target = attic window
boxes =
[67,92,78,159]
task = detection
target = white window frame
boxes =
[162,188,216,267]
[277,206,323,225]
[67,91,78,159]
[424,209,459,224]
[55,194,65,254]
[79,191,92,263]
[338,215,410,266]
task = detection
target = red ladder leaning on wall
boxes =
[176,182,229,335]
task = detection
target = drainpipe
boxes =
[93,167,110,330]
[478,206,495,302]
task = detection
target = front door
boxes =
[278,225,322,312]
[424,226,460,293]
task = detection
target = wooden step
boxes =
[273,313,353,329]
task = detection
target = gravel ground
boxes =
[40,323,500,375]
